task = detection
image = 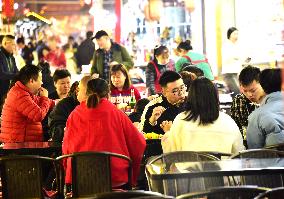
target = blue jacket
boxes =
[247,92,284,149]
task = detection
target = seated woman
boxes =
[110,64,141,106]
[161,77,244,154]
[62,78,146,188]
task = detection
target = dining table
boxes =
[146,158,284,196]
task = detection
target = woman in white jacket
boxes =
[161,77,245,154]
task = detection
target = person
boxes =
[90,30,133,81]
[46,36,66,68]
[0,35,18,113]
[161,77,244,154]
[62,78,146,187]
[175,40,214,80]
[39,61,56,94]
[145,45,171,95]
[62,36,78,52]
[180,71,197,92]
[140,71,186,135]
[0,64,55,142]
[230,66,265,148]
[110,64,141,105]
[247,68,284,149]
[49,76,92,143]
[181,64,204,77]
[222,27,250,97]
[128,98,150,123]
[75,31,95,72]
[49,69,71,100]
[16,37,34,65]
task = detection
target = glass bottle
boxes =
[129,89,136,110]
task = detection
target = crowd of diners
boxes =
[0,29,283,191]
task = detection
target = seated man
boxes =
[49,69,71,100]
[230,66,265,147]
[0,64,54,142]
[140,71,186,134]
[247,68,284,148]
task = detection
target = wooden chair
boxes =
[146,151,223,196]
[176,186,269,199]
[230,149,284,188]
[57,151,132,198]
[254,187,284,199]
[0,155,62,199]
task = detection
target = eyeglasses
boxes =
[170,84,187,96]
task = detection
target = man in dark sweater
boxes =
[0,35,18,114]
[75,31,95,72]
[140,71,186,134]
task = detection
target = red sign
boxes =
[2,0,14,18]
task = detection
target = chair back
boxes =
[57,151,132,198]
[146,151,223,196]
[94,190,174,199]
[265,143,284,151]
[176,186,269,199]
[254,187,284,199]
[230,149,284,188]
[148,151,220,172]
[0,155,61,199]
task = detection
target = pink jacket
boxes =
[0,81,54,142]
[62,99,146,186]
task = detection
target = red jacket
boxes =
[111,85,141,104]
[0,81,54,142]
[62,99,146,186]
[46,48,66,68]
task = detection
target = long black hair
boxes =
[153,45,169,63]
[86,78,109,108]
[184,77,219,125]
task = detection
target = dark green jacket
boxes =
[90,42,133,76]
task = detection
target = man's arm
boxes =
[0,55,18,80]
[90,51,99,75]
[145,63,156,95]
[16,88,52,122]
[230,95,245,135]
[247,112,265,149]
[120,45,134,70]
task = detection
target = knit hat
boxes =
[227,27,238,39]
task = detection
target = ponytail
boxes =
[87,93,100,108]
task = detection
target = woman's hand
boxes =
[160,120,172,132]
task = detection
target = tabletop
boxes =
[146,158,284,180]
[0,141,62,157]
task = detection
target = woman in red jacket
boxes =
[62,78,146,188]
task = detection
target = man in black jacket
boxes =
[0,35,18,113]
[75,31,95,72]
[140,71,186,134]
